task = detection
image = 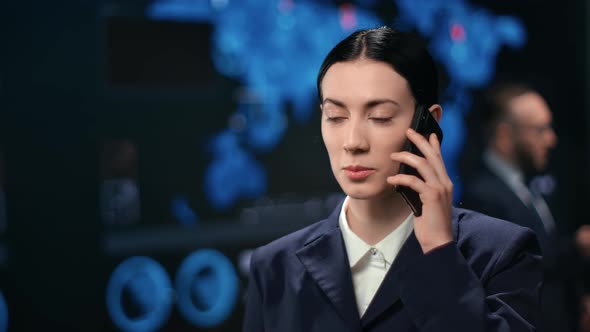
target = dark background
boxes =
[0,0,587,331]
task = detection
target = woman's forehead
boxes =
[321,59,412,103]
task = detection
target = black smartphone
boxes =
[395,104,443,216]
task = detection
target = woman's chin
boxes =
[341,183,393,200]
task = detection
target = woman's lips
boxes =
[343,166,376,180]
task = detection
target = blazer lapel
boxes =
[296,217,361,328]
[360,231,424,327]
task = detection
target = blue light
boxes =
[146,0,215,23]
[175,249,239,328]
[241,98,288,152]
[148,0,526,206]
[148,0,381,211]
[0,292,7,332]
[171,195,199,226]
[396,1,526,87]
[106,257,173,332]
[205,129,267,210]
[395,0,526,86]
[495,15,527,48]
[440,100,466,198]
[395,0,526,201]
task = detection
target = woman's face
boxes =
[320,59,416,200]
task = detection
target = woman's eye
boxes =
[326,117,346,123]
[370,117,392,123]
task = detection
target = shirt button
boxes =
[371,248,377,255]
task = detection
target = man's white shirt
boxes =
[484,149,556,233]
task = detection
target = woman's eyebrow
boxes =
[364,99,400,109]
[321,98,346,107]
[322,98,400,109]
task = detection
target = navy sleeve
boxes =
[395,228,542,331]
[243,249,265,332]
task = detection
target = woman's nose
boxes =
[342,121,369,153]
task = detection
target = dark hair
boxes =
[479,82,537,141]
[316,27,439,108]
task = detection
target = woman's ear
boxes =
[428,104,443,123]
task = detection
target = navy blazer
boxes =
[243,202,542,332]
[462,165,577,332]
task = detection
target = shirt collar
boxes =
[374,212,414,265]
[484,149,537,208]
[484,149,524,185]
[339,196,414,268]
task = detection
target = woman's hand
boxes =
[387,128,454,254]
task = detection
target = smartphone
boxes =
[395,104,443,216]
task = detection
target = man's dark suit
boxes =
[462,165,576,332]
[243,200,542,332]
[461,165,551,253]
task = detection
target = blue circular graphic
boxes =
[175,249,239,328]
[106,257,173,332]
[0,291,8,332]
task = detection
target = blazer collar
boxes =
[360,231,422,326]
[296,199,463,328]
[361,209,463,326]
[295,200,361,329]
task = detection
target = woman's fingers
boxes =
[387,173,426,193]
[426,132,451,183]
[390,150,438,183]
[402,128,452,190]
[387,172,449,204]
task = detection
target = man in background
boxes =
[461,82,590,332]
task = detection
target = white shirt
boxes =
[338,196,414,317]
[484,149,556,233]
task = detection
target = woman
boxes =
[243,27,542,332]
